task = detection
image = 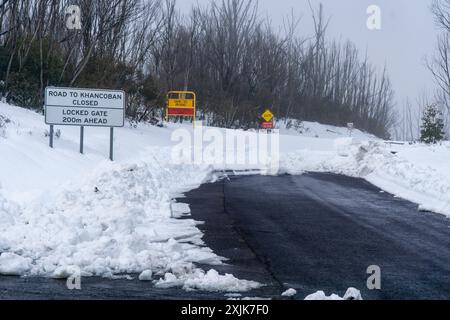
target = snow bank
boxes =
[360,144,450,217]
[282,139,450,218]
[0,152,226,278]
[279,120,379,140]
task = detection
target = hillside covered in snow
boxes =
[1,103,450,293]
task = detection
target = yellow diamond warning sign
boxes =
[261,109,274,122]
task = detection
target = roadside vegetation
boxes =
[1,0,397,138]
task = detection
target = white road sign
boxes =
[45,87,125,127]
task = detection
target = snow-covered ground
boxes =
[278,119,379,140]
[1,102,450,295]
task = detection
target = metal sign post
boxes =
[109,127,114,161]
[49,125,54,148]
[80,126,84,154]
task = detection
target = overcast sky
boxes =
[177,0,439,110]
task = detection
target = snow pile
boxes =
[0,153,231,278]
[305,291,343,301]
[343,142,450,217]
[156,268,261,292]
[281,288,297,297]
[305,288,363,300]
[138,270,153,281]
[356,144,450,216]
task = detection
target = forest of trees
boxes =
[0,0,396,138]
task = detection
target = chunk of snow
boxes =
[183,269,261,292]
[281,288,297,297]
[138,270,153,281]
[305,288,362,300]
[0,253,31,275]
[304,291,343,300]
[156,269,262,293]
[343,287,363,300]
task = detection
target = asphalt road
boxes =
[186,173,450,300]
[1,173,450,299]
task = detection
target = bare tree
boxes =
[429,0,450,114]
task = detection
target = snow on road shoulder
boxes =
[282,138,450,218]
[1,150,195,271]
[364,143,450,216]
[339,141,450,217]
[0,147,260,290]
